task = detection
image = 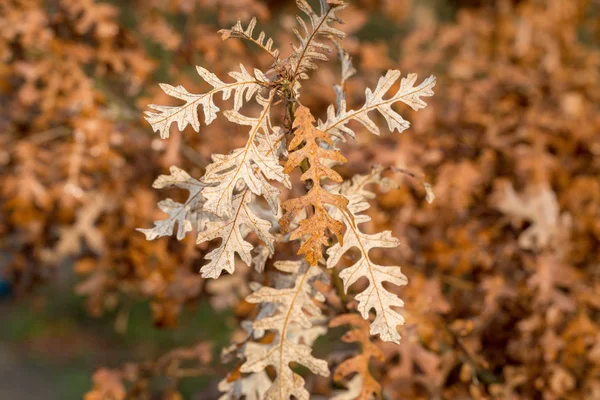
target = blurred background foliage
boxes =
[1,0,600,398]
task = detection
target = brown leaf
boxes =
[330,313,384,400]
[280,105,349,265]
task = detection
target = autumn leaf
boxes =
[327,168,407,343]
[197,190,274,279]
[330,313,385,400]
[145,65,267,139]
[280,105,349,265]
[288,0,347,80]
[319,70,436,140]
[239,260,329,399]
[137,166,207,241]
[201,92,289,218]
[43,193,107,263]
[219,17,280,61]
[218,370,271,400]
[494,181,568,251]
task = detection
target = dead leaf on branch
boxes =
[289,0,347,80]
[330,313,385,400]
[219,17,280,61]
[197,190,274,279]
[239,260,330,399]
[319,70,436,140]
[280,105,349,265]
[327,167,407,343]
[145,64,267,139]
[137,166,207,241]
[201,92,289,218]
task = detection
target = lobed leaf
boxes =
[330,313,385,400]
[219,17,280,61]
[239,261,329,399]
[137,166,207,241]
[197,190,274,279]
[327,168,408,343]
[145,65,266,139]
[288,0,346,79]
[201,92,290,218]
[319,70,436,140]
[280,105,349,265]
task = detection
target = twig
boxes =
[389,166,435,204]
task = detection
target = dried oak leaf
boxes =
[240,260,329,399]
[43,193,107,263]
[138,166,207,241]
[145,64,266,139]
[330,313,385,400]
[280,105,349,265]
[197,190,274,279]
[319,70,436,140]
[201,92,289,218]
[327,168,407,343]
[288,0,347,80]
[219,17,280,61]
[494,181,569,251]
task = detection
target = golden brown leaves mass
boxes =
[85,342,212,400]
[279,105,349,265]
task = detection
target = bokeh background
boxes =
[1,0,599,399]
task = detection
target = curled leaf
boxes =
[219,17,280,60]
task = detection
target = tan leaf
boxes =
[218,370,271,400]
[494,181,568,251]
[327,168,407,343]
[43,193,107,263]
[239,261,329,399]
[219,17,280,60]
[201,92,289,218]
[145,64,266,139]
[288,0,347,80]
[137,166,207,241]
[319,70,436,140]
[197,190,274,279]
